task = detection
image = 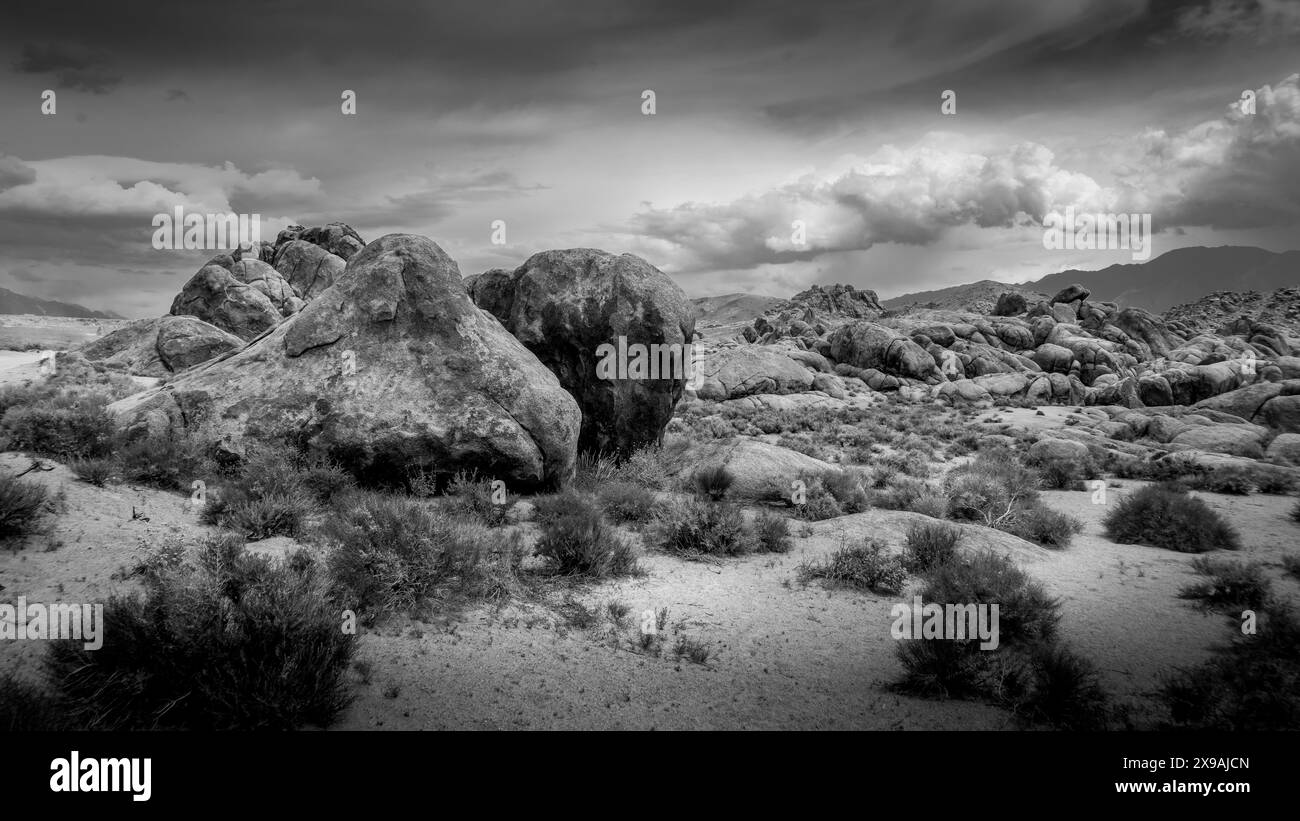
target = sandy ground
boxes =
[3,381,1297,729]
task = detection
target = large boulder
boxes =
[155,315,245,372]
[77,315,245,377]
[663,438,839,500]
[993,292,1028,316]
[230,259,305,317]
[1113,307,1184,358]
[826,321,938,381]
[1261,395,1300,433]
[1266,433,1300,466]
[273,222,365,261]
[469,248,694,456]
[1049,284,1090,304]
[694,347,815,400]
[169,264,282,341]
[272,240,347,301]
[114,234,581,490]
[1169,424,1268,459]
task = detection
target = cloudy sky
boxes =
[1,0,1298,318]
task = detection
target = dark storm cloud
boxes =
[12,42,122,93]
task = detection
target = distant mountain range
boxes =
[0,286,122,319]
[690,293,784,326]
[883,246,1300,314]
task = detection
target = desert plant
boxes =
[657,499,749,558]
[0,472,49,538]
[69,456,114,486]
[944,451,1041,527]
[1102,483,1241,553]
[1180,557,1273,611]
[0,394,114,459]
[1255,470,1297,495]
[753,509,793,553]
[444,470,506,526]
[1188,467,1254,495]
[903,521,961,574]
[1009,505,1083,549]
[322,491,517,617]
[798,540,907,594]
[692,464,735,501]
[597,481,660,524]
[116,431,215,491]
[533,500,638,577]
[674,636,711,664]
[1161,604,1300,730]
[44,535,355,730]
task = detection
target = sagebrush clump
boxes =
[1102,483,1241,552]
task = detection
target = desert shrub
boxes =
[1188,467,1254,495]
[798,540,907,594]
[223,489,315,540]
[0,472,49,538]
[869,475,937,514]
[0,394,114,458]
[795,469,869,520]
[1292,499,1300,525]
[533,501,638,577]
[893,551,1102,728]
[615,446,669,490]
[574,451,619,491]
[116,431,216,491]
[1102,483,1241,553]
[944,451,1041,526]
[692,464,735,501]
[1036,460,1086,490]
[1112,457,1198,483]
[1018,644,1111,731]
[1161,604,1300,730]
[532,489,594,525]
[444,470,506,526]
[293,455,355,503]
[1256,471,1297,495]
[658,499,749,557]
[753,509,792,553]
[882,449,930,478]
[1180,558,1273,611]
[1009,505,1083,549]
[674,636,711,664]
[922,550,1060,647]
[69,456,114,486]
[597,481,660,524]
[44,535,354,730]
[322,491,516,617]
[1284,555,1300,581]
[820,468,870,512]
[903,521,961,574]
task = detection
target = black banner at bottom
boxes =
[4,731,1285,810]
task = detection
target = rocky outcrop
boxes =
[469,248,694,457]
[77,315,244,377]
[271,240,347,301]
[694,347,815,400]
[273,222,366,262]
[826,321,939,382]
[113,234,582,490]
[993,292,1028,316]
[169,264,282,341]
[230,259,305,317]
